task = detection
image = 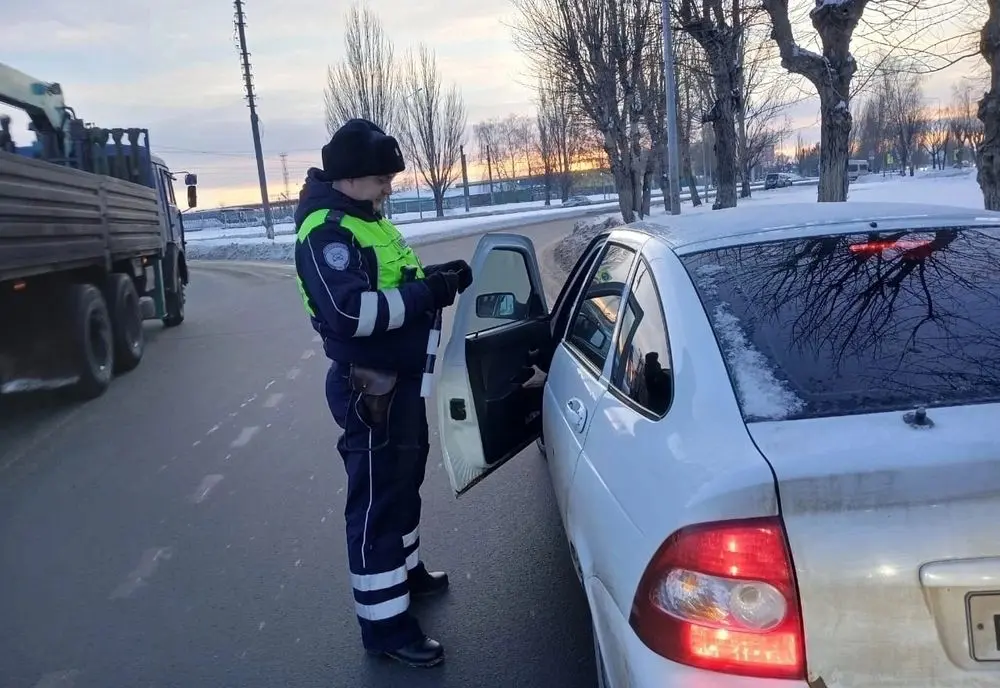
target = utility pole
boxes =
[280,152,290,200]
[234,0,275,238]
[660,3,682,215]
[459,145,471,212]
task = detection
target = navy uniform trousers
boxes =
[325,361,429,652]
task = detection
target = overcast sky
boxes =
[1,1,982,208]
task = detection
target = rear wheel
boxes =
[104,273,144,372]
[66,283,114,400]
[163,252,185,328]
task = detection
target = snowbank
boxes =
[553,213,624,274]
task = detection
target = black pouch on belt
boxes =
[349,365,398,424]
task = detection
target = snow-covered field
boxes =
[186,169,982,263]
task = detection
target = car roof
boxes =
[623,201,1000,255]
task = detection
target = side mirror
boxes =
[184,173,198,186]
[187,185,197,209]
[476,292,518,320]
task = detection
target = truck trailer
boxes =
[0,62,196,400]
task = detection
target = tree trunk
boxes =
[683,149,701,206]
[977,1,1000,210]
[817,99,852,202]
[433,188,445,217]
[642,167,653,217]
[736,102,751,199]
[712,111,739,209]
[610,153,636,223]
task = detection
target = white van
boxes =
[848,159,870,181]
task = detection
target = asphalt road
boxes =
[0,218,595,688]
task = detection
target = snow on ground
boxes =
[187,169,982,264]
[550,168,983,272]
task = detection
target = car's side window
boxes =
[610,260,673,417]
[564,242,636,374]
[467,248,542,335]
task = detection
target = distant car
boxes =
[436,202,1000,688]
[563,195,592,207]
[764,172,792,189]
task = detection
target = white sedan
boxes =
[434,202,1000,687]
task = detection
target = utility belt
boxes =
[348,364,398,425]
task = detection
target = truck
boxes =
[0,62,197,400]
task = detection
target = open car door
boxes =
[436,232,552,496]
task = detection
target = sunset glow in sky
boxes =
[2,1,983,208]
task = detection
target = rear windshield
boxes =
[680,226,1000,421]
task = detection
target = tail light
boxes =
[628,517,806,680]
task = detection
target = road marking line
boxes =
[192,474,224,503]
[301,349,315,360]
[32,670,81,688]
[231,427,259,448]
[207,424,221,435]
[109,547,174,599]
[265,379,276,390]
[287,367,301,380]
[263,393,284,408]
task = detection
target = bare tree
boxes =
[473,120,501,198]
[674,0,763,209]
[921,108,950,170]
[400,45,467,217]
[736,32,799,197]
[763,0,982,202]
[536,70,585,203]
[978,0,1000,209]
[512,0,658,222]
[675,32,708,206]
[880,62,924,176]
[323,2,400,136]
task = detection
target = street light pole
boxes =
[661,0,682,215]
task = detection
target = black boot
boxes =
[408,567,449,597]
[371,636,444,667]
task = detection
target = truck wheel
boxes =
[105,273,144,373]
[67,283,114,400]
[163,255,185,328]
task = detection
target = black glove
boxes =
[424,270,460,309]
[426,260,473,293]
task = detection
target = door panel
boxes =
[544,240,639,522]
[465,317,550,466]
[437,232,550,495]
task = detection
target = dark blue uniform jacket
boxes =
[294,168,435,375]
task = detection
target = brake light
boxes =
[628,517,806,680]
[848,239,932,255]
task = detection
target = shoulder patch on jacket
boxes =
[322,242,351,271]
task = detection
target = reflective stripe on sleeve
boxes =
[384,288,406,330]
[355,291,379,337]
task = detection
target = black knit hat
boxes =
[322,118,406,181]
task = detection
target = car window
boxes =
[610,261,673,416]
[467,247,536,335]
[680,226,1000,421]
[565,242,636,373]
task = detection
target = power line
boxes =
[234,0,275,239]
[280,152,290,201]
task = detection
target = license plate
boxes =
[967,592,1000,661]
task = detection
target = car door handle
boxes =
[565,398,587,433]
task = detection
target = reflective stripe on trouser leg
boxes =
[401,395,431,576]
[328,372,424,651]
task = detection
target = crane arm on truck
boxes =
[0,62,74,158]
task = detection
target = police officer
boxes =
[293,118,472,667]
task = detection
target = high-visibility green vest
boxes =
[295,209,424,317]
